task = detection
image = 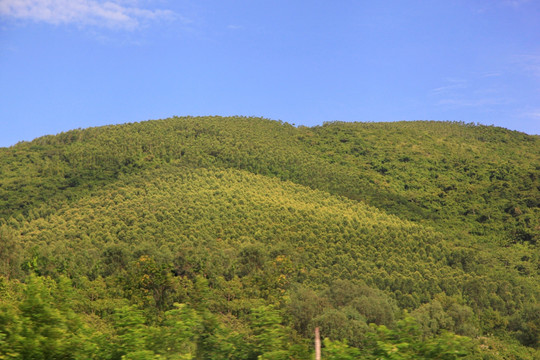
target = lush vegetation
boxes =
[0,116,538,359]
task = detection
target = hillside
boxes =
[0,116,539,359]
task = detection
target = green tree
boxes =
[362,314,473,360]
[0,275,86,359]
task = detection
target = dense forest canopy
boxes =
[0,116,538,359]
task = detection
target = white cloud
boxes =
[0,0,175,29]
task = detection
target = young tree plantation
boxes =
[0,116,538,359]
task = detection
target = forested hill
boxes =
[0,116,539,359]
[2,117,538,244]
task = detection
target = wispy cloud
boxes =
[503,0,532,7]
[437,98,509,108]
[430,77,512,111]
[473,0,532,14]
[520,109,540,119]
[481,72,501,78]
[513,54,540,77]
[431,83,467,95]
[430,78,468,96]
[0,0,176,29]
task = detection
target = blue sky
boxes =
[1,0,539,147]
